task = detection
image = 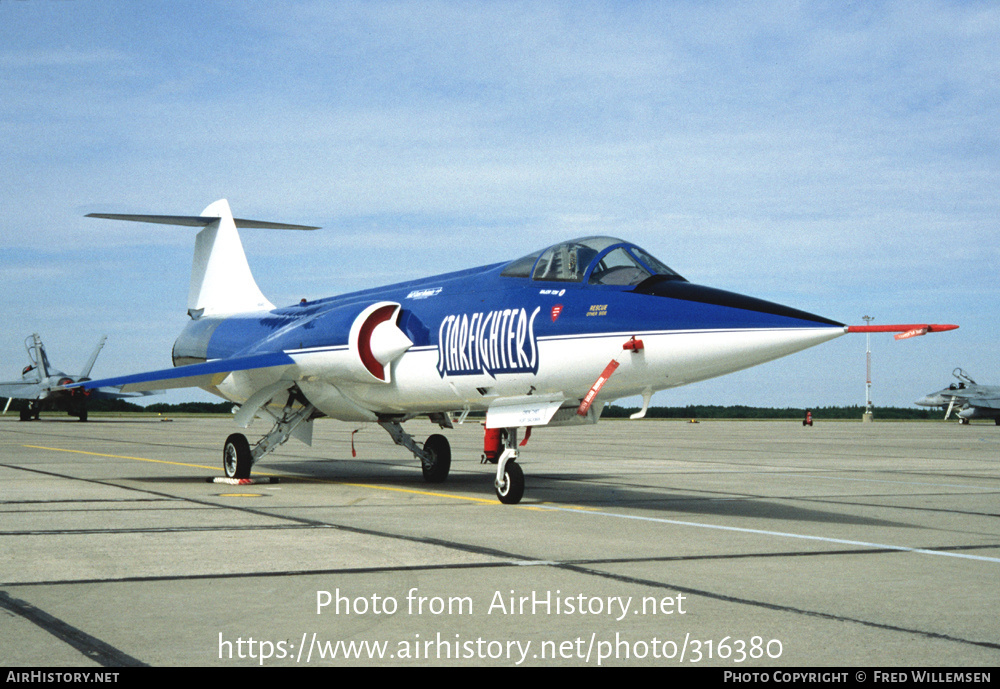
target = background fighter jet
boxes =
[915,368,1000,425]
[1,333,154,421]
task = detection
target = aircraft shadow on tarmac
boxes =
[189,455,913,530]
[9,419,910,530]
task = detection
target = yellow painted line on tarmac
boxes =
[24,445,220,473]
[22,444,507,506]
[335,481,499,505]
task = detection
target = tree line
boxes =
[602,404,938,420]
[80,399,235,414]
[33,399,940,420]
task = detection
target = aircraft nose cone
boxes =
[633,278,844,328]
[915,394,944,407]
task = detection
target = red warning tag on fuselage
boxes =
[577,359,620,416]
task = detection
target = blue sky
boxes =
[1,1,997,409]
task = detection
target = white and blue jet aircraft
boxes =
[74,200,958,503]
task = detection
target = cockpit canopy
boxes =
[500,236,684,286]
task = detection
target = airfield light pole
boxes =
[862,315,874,422]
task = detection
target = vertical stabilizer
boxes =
[79,336,108,379]
[188,200,275,318]
[24,334,48,380]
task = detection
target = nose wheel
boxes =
[495,460,524,504]
[489,426,525,505]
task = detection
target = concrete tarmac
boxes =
[1,414,998,667]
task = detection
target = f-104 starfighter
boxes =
[75,200,957,503]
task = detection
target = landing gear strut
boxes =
[221,389,317,479]
[378,420,451,483]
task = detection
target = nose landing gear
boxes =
[483,427,524,505]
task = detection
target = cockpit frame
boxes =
[500,236,684,287]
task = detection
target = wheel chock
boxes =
[208,476,279,485]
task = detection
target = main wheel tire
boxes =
[223,433,252,479]
[422,434,451,483]
[495,461,524,505]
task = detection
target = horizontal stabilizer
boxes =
[0,382,42,399]
[89,200,316,317]
[85,213,319,230]
[67,352,296,393]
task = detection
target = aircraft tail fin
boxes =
[25,333,49,380]
[187,199,275,318]
[79,335,107,379]
[87,199,318,319]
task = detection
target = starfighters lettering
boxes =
[437,307,541,378]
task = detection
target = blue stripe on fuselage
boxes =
[196,264,842,363]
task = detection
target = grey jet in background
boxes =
[916,368,1000,425]
[1,333,154,421]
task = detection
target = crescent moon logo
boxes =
[351,302,414,383]
[357,305,398,381]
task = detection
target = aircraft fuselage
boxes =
[170,255,845,422]
[72,207,956,502]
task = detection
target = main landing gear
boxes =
[378,419,451,484]
[219,394,525,504]
[16,400,87,422]
[222,396,318,479]
[381,421,525,503]
[18,401,41,422]
[222,433,253,479]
